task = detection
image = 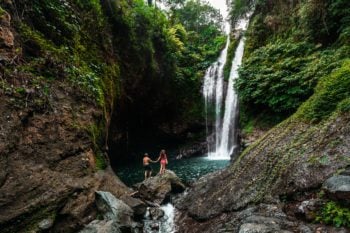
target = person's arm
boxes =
[149,158,157,163]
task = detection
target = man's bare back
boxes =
[143,156,152,165]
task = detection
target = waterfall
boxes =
[203,15,251,160]
[143,204,176,233]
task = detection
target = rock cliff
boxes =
[176,111,350,232]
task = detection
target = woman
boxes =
[156,149,168,175]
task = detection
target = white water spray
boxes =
[143,203,176,233]
[203,15,251,160]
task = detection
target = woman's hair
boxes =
[160,150,166,159]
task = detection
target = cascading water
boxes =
[143,203,176,233]
[203,15,252,160]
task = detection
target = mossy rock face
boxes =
[0,7,6,17]
[176,111,350,220]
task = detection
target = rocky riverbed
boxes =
[77,170,186,233]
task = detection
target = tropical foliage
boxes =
[316,201,350,228]
[234,0,350,129]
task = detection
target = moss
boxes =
[19,23,63,55]
[95,149,107,170]
[231,107,349,207]
[337,97,350,113]
[296,59,350,122]
[223,34,239,81]
[87,123,107,170]
[0,6,6,16]
[242,119,254,135]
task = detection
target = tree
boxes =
[176,0,224,33]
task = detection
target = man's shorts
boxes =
[144,164,152,171]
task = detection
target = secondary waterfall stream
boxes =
[203,15,251,160]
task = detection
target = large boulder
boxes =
[95,191,133,226]
[323,175,350,202]
[119,194,147,217]
[134,170,186,204]
[79,191,143,233]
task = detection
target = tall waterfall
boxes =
[203,16,251,160]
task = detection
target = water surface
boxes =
[115,156,230,186]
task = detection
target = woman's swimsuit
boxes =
[160,157,167,165]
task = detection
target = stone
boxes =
[95,191,134,227]
[79,220,121,233]
[323,175,350,201]
[149,207,165,220]
[177,141,208,158]
[0,26,14,47]
[0,84,133,233]
[120,194,147,217]
[244,215,281,226]
[134,170,186,204]
[298,225,313,233]
[238,223,277,233]
[0,10,11,27]
[38,218,54,230]
[295,199,323,221]
[0,10,13,48]
[151,223,159,230]
[339,167,350,176]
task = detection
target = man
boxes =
[143,153,156,179]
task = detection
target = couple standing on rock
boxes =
[143,150,168,179]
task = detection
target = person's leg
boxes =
[144,171,147,180]
[159,165,162,174]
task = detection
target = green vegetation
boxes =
[0,6,6,16]
[296,59,350,122]
[87,122,107,170]
[146,0,226,122]
[223,35,239,80]
[230,0,254,23]
[95,150,107,170]
[316,201,350,228]
[1,0,226,168]
[235,0,350,131]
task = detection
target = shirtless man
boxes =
[143,153,156,179]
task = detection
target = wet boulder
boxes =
[38,218,54,231]
[323,175,350,202]
[134,170,186,204]
[95,191,134,226]
[120,194,147,217]
[149,207,165,220]
[80,191,143,233]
